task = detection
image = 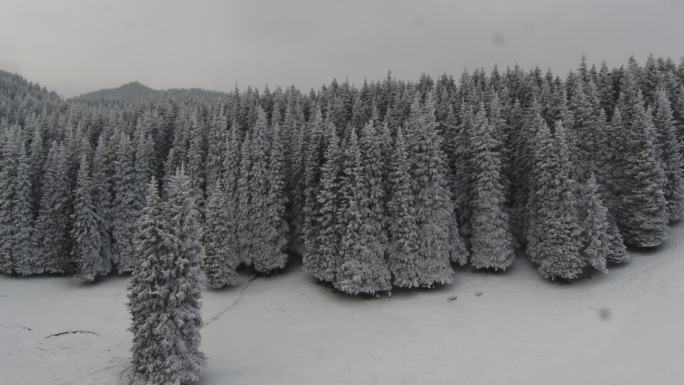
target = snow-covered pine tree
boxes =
[112,132,139,273]
[286,116,306,257]
[187,111,207,214]
[202,180,239,288]
[387,126,421,287]
[614,72,668,247]
[334,127,392,295]
[205,107,228,197]
[302,107,326,271]
[252,122,289,273]
[403,93,455,287]
[305,123,343,282]
[579,175,611,273]
[129,168,205,385]
[10,137,34,275]
[33,141,74,273]
[527,120,586,280]
[652,88,683,223]
[28,121,45,219]
[133,129,156,215]
[468,104,515,271]
[72,154,110,282]
[0,126,33,274]
[360,120,388,258]
[162,167,205,382]
[605,213,629,264]
[91,135,115,275]
[236,129,254,266]
[128,179,165,383]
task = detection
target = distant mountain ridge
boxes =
[75,81,156,102]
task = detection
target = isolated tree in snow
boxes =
[72,155,110,282]
[468,105,515,271]
[129,170,205,385]
[334,128,392,294]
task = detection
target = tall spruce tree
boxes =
[236,130,254,266]
[72,155,110,282]
[129,169,205,385]
[91,135,115,275]
[387,126,422,287]
[469,105,515,271]
[112,132,139,272]
[202,180,239,288]
[0,126,33,274]
[334,128,392,295]
[652,88,683,223]
[614,72,668,247]
[579,175,611,273]
[305,124,343,282]
[527,121,586,280]
[403,93,455,287]
[32,142,74,273]
[252,122,290,273]
[302,108,326,274]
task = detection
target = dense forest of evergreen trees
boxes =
[1,55,683,295]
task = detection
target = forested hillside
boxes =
[1,56,683,294]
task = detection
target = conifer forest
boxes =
[1,54,684,384]
[2,56,683,289]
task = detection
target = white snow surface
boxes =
[2,224,684,385]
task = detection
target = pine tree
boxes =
[129,169,205,385]
[72,155,110,282]
[469,105,515,271]
[236,130,253,266]
[305,124,343,282]
[334,128,392,295]
[91,135,115,275]
[527,121,586,280]
[0,126,33,274]
[403,93,456,287]
[11,139,34,274]
[652,88,683,223]
[579,175,610,273]
[302,108,326,273]
[112,132,139,273]
[202,180,239,288]
[33,142,73,273]
[252,122,289,273]
[614,72,668,247]
[205,108,228,197]
[387,126,421,287]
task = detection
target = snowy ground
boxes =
[1,224,683,385]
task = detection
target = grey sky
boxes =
[1,0,682,97]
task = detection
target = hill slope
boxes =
[75,81,156,102]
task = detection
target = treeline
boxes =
[0,55,683,294]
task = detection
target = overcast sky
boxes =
[1,0,682,97]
